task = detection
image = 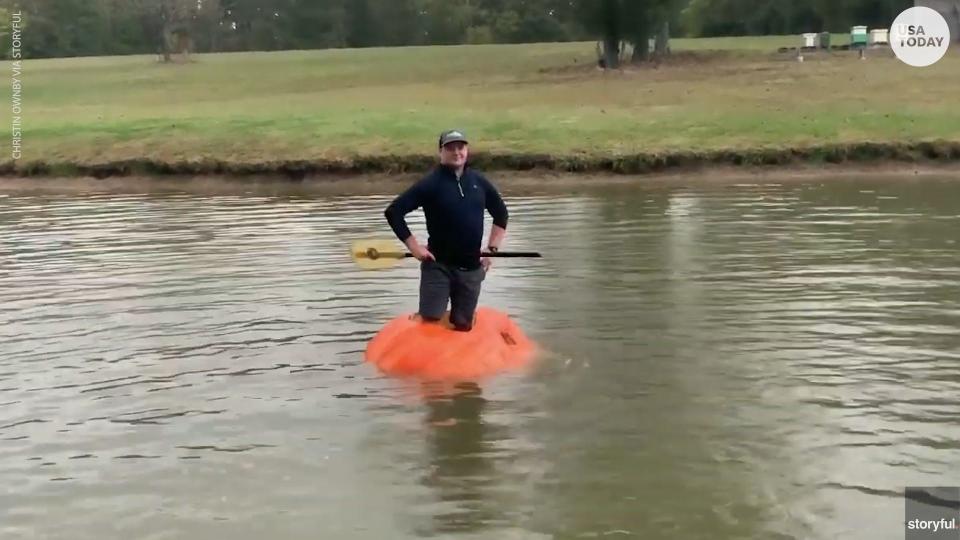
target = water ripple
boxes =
[1,179,959,540]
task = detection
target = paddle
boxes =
[351,239,541,270]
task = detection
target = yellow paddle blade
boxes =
[350,239,408,270]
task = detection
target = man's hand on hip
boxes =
[404,236,434,262]
[412,245,435,262]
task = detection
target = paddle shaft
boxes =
[404,251,540,258]
[351,240,541,268]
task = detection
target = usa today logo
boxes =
[890,6,951,67]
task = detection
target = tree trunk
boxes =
[603,36,620,69]
[630,11,650,64]
[159,1,172,62]
[631,34,649,63]
[654,21,670,57]
[160,22,173,62]
[599,0,620,69]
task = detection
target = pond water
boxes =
[2,173,959,539]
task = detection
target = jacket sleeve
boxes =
[482,175,508,229]
[384,179,426,242]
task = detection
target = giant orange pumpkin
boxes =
[365,307,537,381]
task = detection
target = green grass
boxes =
[2,36,958,166]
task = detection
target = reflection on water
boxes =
[1,174,959,540]
[421,382,498,535]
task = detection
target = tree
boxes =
[622,0,651,62]
[573,0,676,68]
[420,0,479,45]
[122,0,209,61]
[679,0,912,36]
[0,7,12,59]
[346,0,376,48]
[378,0,423,46]
[486,0,576,43]
[14,0,110,59]
[3,0,692,58]
[219,0,287,51]
[574,0,623,68]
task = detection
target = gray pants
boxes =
[419,260,485,331]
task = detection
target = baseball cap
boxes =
[438,129,469,148]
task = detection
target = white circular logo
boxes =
[890,6,951,67]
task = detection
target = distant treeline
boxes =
[0,0,911,60]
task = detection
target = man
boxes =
[384,129,508,332]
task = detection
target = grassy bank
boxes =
[2,36,959,176]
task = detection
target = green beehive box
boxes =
[851,26,868,47]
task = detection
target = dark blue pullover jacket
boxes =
[385,164,508,270]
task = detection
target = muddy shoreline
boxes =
[2,161,959,196]
[3,140,960,183]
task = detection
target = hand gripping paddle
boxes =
[351,239,541,270]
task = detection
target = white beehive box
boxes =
[870,28,889,44]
